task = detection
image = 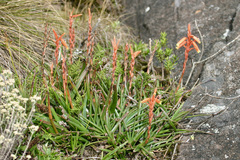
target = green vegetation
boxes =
[0,1,196,159]
[29,31,190,159]
[156,32,178,79]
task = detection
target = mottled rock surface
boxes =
[123,0,240,159]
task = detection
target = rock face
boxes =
[123,0,240,159]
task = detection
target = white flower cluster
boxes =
[0,70,40,160]
[29,125,39,133]
[10,154,31,160]
[0,70,14,87]
[30,94,41,103]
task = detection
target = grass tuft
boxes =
[0,0,67,75]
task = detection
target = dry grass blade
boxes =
[0,0,66,75]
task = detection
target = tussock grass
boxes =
[62,0,135,49]
[0,0,66,75]
[0,0,134,77]
[69,0,123,16]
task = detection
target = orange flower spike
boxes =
[192,35,201,44]
[176,37,187,49]
[111,36,120,50]
[50,62,53,74]
[52,29,58,40]
[60,38,68,50]
[187,23,191,35]
[69,10,73,20]
[86,8,92,59]
[72,14,82,18]
[130,45,133,55]
[155,99,161,104]
[133,51,141,58]
[125,43,129,52]
[57,33,65,42]
[153,88,157,96]
[176,23,201,92]
[111,36,120,82]
[141,88,160,104]
[192,41,200,53]
[142,88,162,145]
[141,98,150,104]
[52,29,64,64]
[176,40,187,50]
[50,62,54,86]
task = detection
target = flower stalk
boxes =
[141,88,161,144]
[61,53,67,97]
[86,8,93,66]
[69,10,82,64]
[110,37,120,95]
[129,46,141,96]
[123,43,129,88]
[176,24,201,91]
[52,29,67,64]
[105,37,120,112]
[50,62,54,86]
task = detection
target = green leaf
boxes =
[109,85,118,114]
[102,141,128,160]
[67,115,88,133]
[160,107,177,131]
[51,107,61,122]
[76,64,89,90]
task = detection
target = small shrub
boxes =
[0,70,39,159]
